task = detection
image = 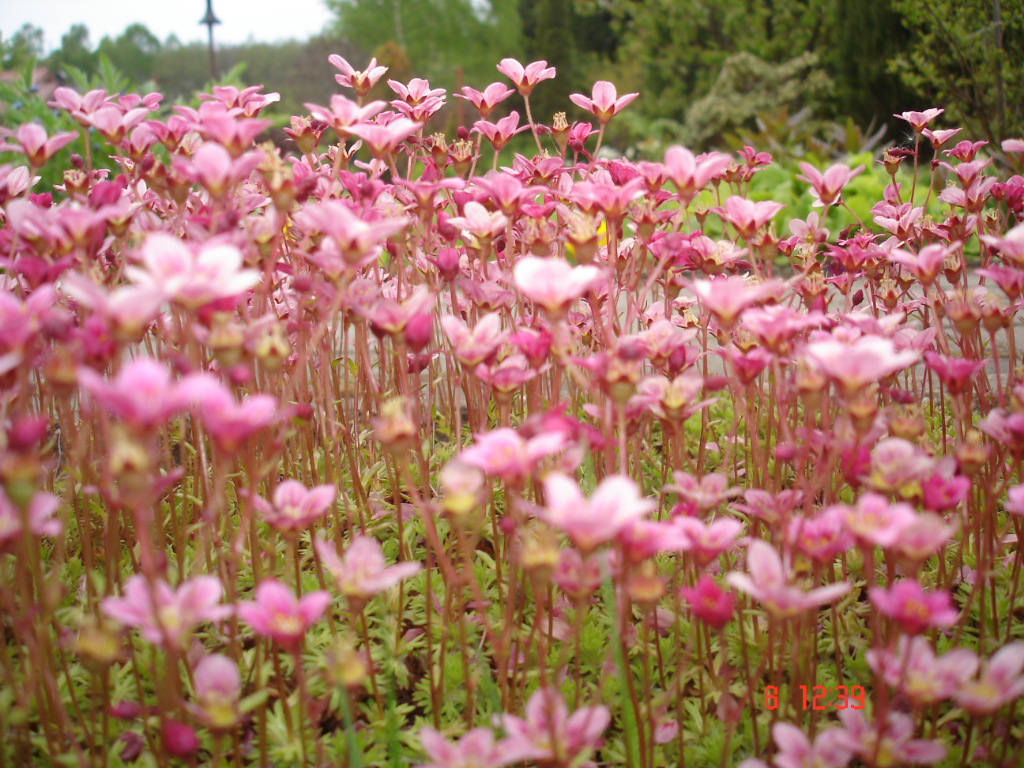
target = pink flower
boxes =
[866,636,977,706]
[666,471,741,514]
[473,112,530,151]
[456,83,515,119]
[171,141,260,199]
[569,81,638,125]
[496,58,557,97]
[680,576,735,630]
[797,162,864,207]
[190,654,242,730]
[539,472,655,552]
[663,146,731,205]
[787,508,854,564]
[954,643,1024,715]
[499,687,609,765]
[295,199,410,268]
[177,373,279,453]
[895,108,944,133]
[460,428,565,484]
[836,493,917,549]
[869,579,958,635]
[252,480,336,534]
[691,276,782,331]
[78,358,183,431]
[713,195,785,239]
[446,201,508,242]
[725,540,850,619]
[418,727,515,768]
[513,256,601,316]
[348,117,422,158]
[441,312,505,367]
[0,488,61,551]
[303,95,386,138]
[771,722,851,768]
[237,579,330,649]
[102,575,231,651]
[329,54,388,96]
[0,123,77,167]
[834,710,946,765]
[126,234,260,309]
[802,335,920,395]
[315,535,421,604]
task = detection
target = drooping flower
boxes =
[102,575,231,651]
[499,687,609,765]
[315,535,421,606]
[237,579,330,649]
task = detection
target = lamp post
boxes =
[199,0,221,81]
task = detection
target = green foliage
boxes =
[325,0,524,97]
[889,0,1024,144]
[1,24,45,70]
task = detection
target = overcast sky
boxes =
[1,0,336,52]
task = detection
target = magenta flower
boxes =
[496,58,557,97]
[329,54,388,96]
[869,579,958,635]
[680,576,735,630]
[539,472,655,553]
[456,82,515,119]
[512,256,601,317]
[252,480,336,534]
[954,642,1024,715]
[315,535,421,605]
[725,540,851,619]
[499,687,609,765]
[102,575,231,651]
[569,81,638,125]
[787,508,854,563]
[418,727,515,768]
[895,108,944,133]
[237,579,330,649]
[796,162,864,207]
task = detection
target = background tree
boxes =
[45,24,98,80]
[1,24,45,70]
[97,24,161,84]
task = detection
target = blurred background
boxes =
[1,0,1021,156]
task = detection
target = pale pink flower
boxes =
[315,536,421,604]
[539,472,655,552]
[446,201,508,242]
[691,276,782,331]
[797,162,864,207]
[1002,138,1024,154]
[666,471,741,513]
[513,256,601,316]
[0,488,61,550]
[329,54,388,96]
[418,727,515,768]
[388,78,445,105]
[303,95,387,138]
[78,358,183,431]
[177,373,279,453]
[569,81,638,125]
[954,643,1024,715]
[887,242,958,285]
[869,579,958,635]
[441,312,505,367]
[499,687,609,765]
[171,141,260,198]
[771,722,852,768]
[295,199,410,267]
[190,655,242,730]
[125,234,260,309]
[866,636,977,706]
[348,117,422,158]
[787,508,854,564]
[802,335,920,395]
[102,575,231,651]
[834,710,946,765]
[672,517,744,565]
[460,428,565,484]
[725,540,851,619]
[835,493,917,549]
[496,58,557,96]
[980,222,1024,264]
[237,579,330,649]
[252,480,336,534]
[663,146,731,205]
